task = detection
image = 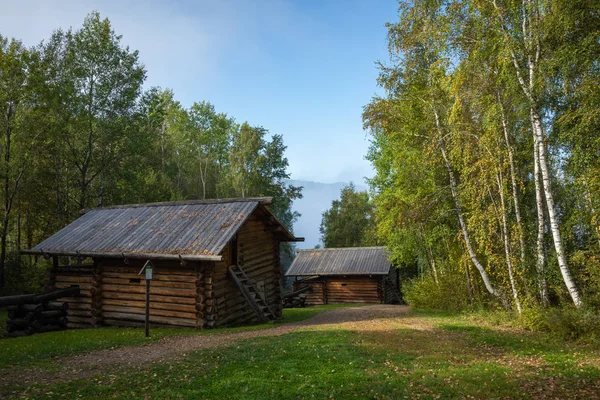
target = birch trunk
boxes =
[433,110,504,302]
[498,98,526,267]
[493,0,582,307]
[533,122,548,304]
[532,110,582,307]
[496,171,522,314]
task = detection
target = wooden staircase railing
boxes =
[227,265,276,322]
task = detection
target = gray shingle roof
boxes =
[285,247,390,276]
[24,198,297,261]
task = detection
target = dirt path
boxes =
[0,305,410,388]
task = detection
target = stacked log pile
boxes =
[292,279,326,306]
[53,265,96,328]
[1,286,80,337]
[282,286,312,308]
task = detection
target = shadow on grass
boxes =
[6,318,600,399]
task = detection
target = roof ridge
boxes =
[82,197,272,213]
[298,246,386,252]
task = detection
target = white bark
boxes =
[498,97,526,267]
[533,118,548,304]
[532,110,582,307]
[493,0,582,307]
[496,171,522,314]
[433,110,504,302]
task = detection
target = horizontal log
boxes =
[56,282,92,291]
[5,327,34,337]
[21,304,43,314]
[102,312,197,327]
[0,294,35,306]
[67,322,90,329]
[240,246,276,261]
[282,286,313,299]
[101,277,197,290]
[36,286,81,303]
[102,298,197,313]
[101,272,200,284]
[44,301,69,311]
[39,310,67,319]
[54,275,93,284]
[33,324,66,333]
[67,315,93,324]
[102,291,196,305]
[7,318,31,328]
[68,309,93,318]
[102,266,198,276]
[102,305,197,320]
[101,284,195,297]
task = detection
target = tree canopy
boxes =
[319,183,377,248]
[0,12,302,293]
[364,0,600,311]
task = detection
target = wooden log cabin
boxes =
[287,247,400,305]
[22,198,303,329]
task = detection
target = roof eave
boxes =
[21,249,223,262]
[284,271,389,277]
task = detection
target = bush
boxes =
[533,307,600,340]
[403,274,470,311]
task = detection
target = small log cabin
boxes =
[22,198,303,329]
[286,247,400,305]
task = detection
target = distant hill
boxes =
[287,179,368,249]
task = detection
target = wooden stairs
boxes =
[227,265,276,322]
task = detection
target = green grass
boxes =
[0,304,354,370]
[4,307,600,399]
[0,309,6,338]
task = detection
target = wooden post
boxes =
[139,260,154,337]
[145,278,150,337]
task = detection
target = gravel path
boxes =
[0,304,410,388]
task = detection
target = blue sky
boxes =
[1,0,397,184]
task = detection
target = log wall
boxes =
[47,214,284,329]
[212,215,282,327]
[99,259,206,328]
[326,277,382,304]
[54,264,96,328]
[292,279,325,306]
[293,275,390,305]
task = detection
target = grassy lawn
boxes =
[3,307,600,399]
[0,308,6,338]
[0,304,354,370]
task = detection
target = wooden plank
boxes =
[101,277,197,290]
[101,272,199,283]
[102,312,197,327]
[102,266,197,276]
[102,291,196,305]
[55,275,93,283]
[102,305,197,320]
[68,309,93,318]
[101,284,195,297]
[102,299,197,313]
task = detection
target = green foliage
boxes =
[0,12,302,293]
[319,183,377,248]
[403,273,471,311]
[364,0,600,313]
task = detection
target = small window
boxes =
[341,283,347,287]
[129,278,141,284]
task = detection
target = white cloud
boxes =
[0,0,264,100]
